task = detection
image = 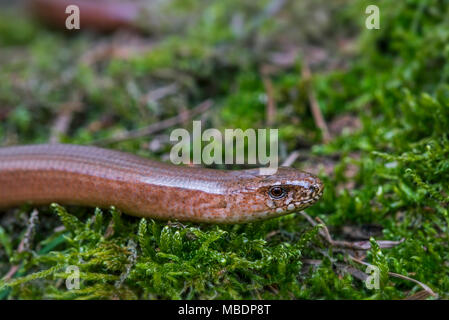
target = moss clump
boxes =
[1,205,321,299]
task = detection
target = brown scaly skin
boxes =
[0,144,323,223]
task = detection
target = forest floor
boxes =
[0,0,448,299]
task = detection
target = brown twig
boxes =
[281,150,300,167]
[91,99,213,145]
[261,66,277,126]
[403,290,433,300]
[300,211,404,250]
[2,210,39,281]
[104,220,115,239]
[115,240,137,288]
[334,262,369,281]
[301,59,331,143]
[300,211,434,298]
[301,211,435,298]
[49,101,83,144]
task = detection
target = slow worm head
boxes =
[0,144,324,223]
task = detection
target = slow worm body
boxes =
[0,144,323,223]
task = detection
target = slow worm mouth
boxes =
[314,190,324,201]
[291,189,324,210]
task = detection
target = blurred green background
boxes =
[0,0,448,300]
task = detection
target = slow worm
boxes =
[0,144,323,223]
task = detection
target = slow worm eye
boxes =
[268,186,287,200]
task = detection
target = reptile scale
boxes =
[0,144,324,223]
